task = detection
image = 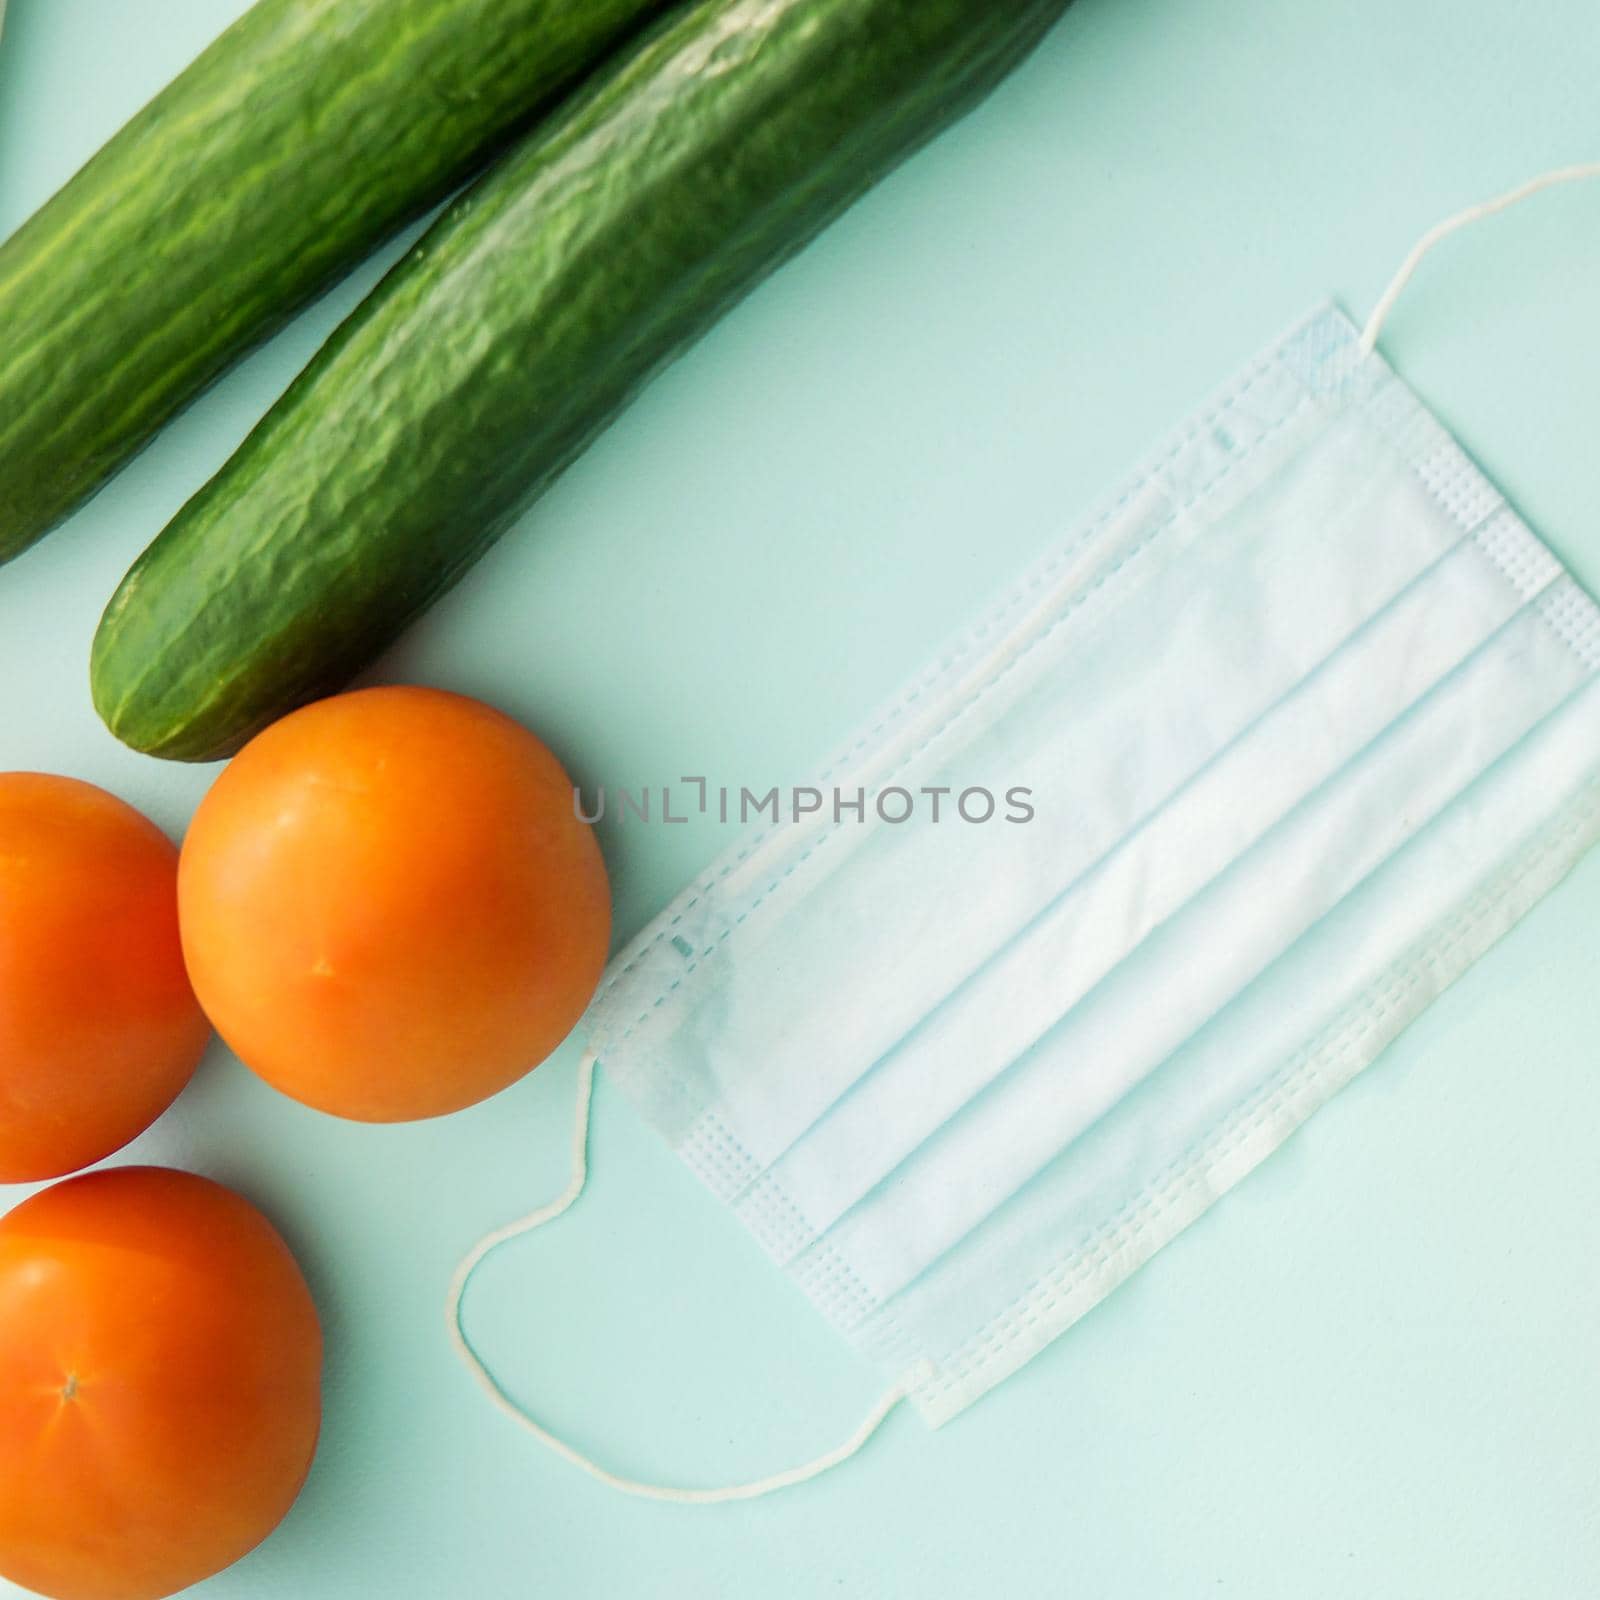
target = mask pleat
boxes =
[741,527,1559,1254]
[645,401,1482,1199]
[790,587,1595,1317]
[860,669,1600,1419]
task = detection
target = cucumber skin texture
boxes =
[93,0,1074,762]
[0,0,670,562]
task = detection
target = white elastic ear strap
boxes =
[446,1048,927,1504]
[1362,161,1600,353]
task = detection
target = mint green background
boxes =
[3,2,1599,1595]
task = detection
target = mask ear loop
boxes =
[446,1047,931,1503]
[1361,161,1600,354]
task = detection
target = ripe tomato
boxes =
[179,686,611,1121]
[0,774,211,1182]
[0,1167,322,1600]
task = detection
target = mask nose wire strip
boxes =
[445,1046,928,1503]
[1361,161,1600,354]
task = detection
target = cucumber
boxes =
[93,0,1074,762]
[0,0,670,562]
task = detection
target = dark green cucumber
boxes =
[0,0,670,560]
[93,0,1074,761]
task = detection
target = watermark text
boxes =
[575,777,1034,827]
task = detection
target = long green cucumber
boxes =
[93,0,1074,761]
[0,0,670,561]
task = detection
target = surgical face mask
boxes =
[449,165,1600,1501]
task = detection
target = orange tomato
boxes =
[0,1167,322,1600]
[179,686,611,1121]
[0,775,211,1182]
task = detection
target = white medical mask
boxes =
[450,165,1600,1500]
